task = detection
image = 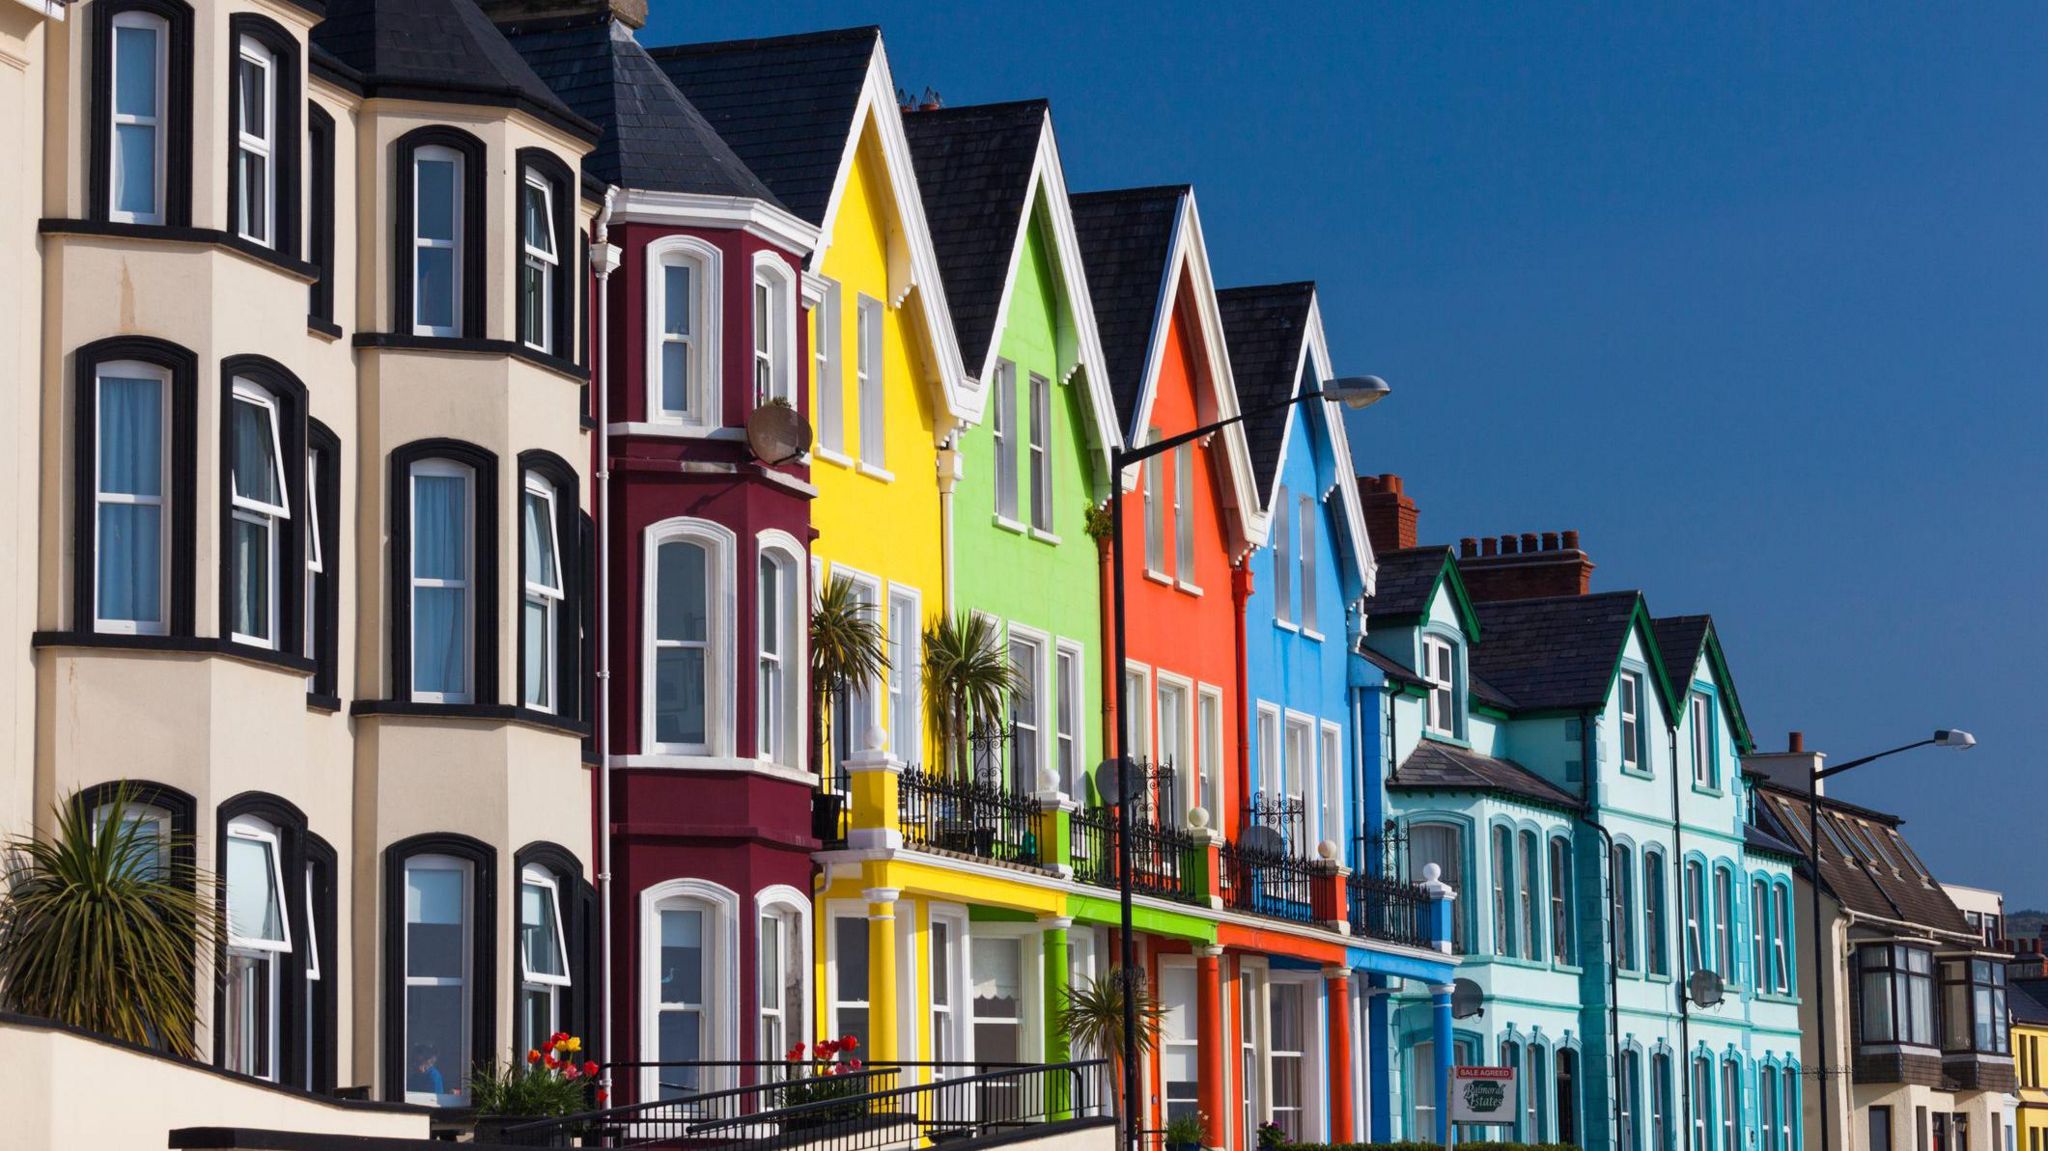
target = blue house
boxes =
[1351,485,1804,1151]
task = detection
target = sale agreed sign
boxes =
[1448,1065,1518,1126]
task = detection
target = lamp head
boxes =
[1935,729,1977,749]
[1321,375,1391,410]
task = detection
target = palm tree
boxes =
[1055,969,1167,1137]
[810,574,888,782]
[0,784,215,1057]
[922,611,1018,779]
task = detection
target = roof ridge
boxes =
[645,24,880,57]
[907,97,1050,118]
[1218,280,1318,295]
[1474,588,1641,608]
[1073,183,1192,202]
[492,9,612,34]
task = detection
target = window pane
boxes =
[239,151,268,240]
[523,491,558,590]
[115,25,159,116]
[405,985,462,1095]
[659,908,703,1005]
[227,835,284,943]
[232,516,270,640]
[101,375,163,496]
[520,881,564,978]
[835,917,869,1000]
[99,504,162,623]
[656,648,705,746]
[414,587,467,695]
[416,160,456,242]
[664,265,691,336]
[232,398,282,507]
[661,342,689,414]
[414,476,466,581]
[657,541,707,642]
[238,56,265,134]
[416,248,455,331]
[522,182,551,255]
[657,1006,701,1064]
[523,599,548,705]
[404,867,465,978]
[116,124,157,215]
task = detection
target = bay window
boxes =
[653,909,705,1096]
[1518,830,1539,959]
[233,38,274,246]
[519,171,558,353]
[304,448,324,680]
[648,238,718,428]
[756,542,802,767]
[224,816,291,1080]
[751,254,797,409]
[412,146,462,336]
[410,460,474,702]
[1492,824,1514,957]
[1609,842,1633,968]
[644,881,735,1099]
[1753,878,1770,990]
[1683,859,1706,974]
[649,522,728,754]
[1772,884,1793,993]
[1560,836,1583,965]
[94,361,169,634]
[518,866,570,1054]
[1411,821,1466,950]
[401,853,473,1106]
[521,475,563,711]
[109,10,169,224]
[1713,867,1735,980]
[757,893,807,1073]
[1859,943,1936,1047]
[1940,957,2009,1055]
[228,381,290,648]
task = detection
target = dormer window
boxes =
[1423,635,1458,736]
[1690,693,1716,788]
[1619,671,1644,770]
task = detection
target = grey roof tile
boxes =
[1756,786,1975,938]
[901,101,1050,373]
[1216,283,1314,501]
[647,26,880,226]
[1070,186,1186,437]
[500,15,780,202]
[1469,591,1642,713]
[1369,546,1457,625]
[1389,740,1581,811]
[1652,615,1711,693]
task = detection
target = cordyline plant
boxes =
[471,1031,604,1118]
[923,611,1018,779]
[810,574,889,774]
[1054,969,1167,1136]
[0,783,216,1057]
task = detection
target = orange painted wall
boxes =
[1115,280,1246,832]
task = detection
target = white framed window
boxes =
[1157,675,1192,817]
[1173,445,1194,580]
[1054,643,1083,796]
[1691,694,1714,788]
[233,37,276,246]
[1752,877,1770,991]
[971,930,1039,1115]
[1319,722,1343,847]
[1197,686,1224,816]
[1719,1058,1740,1151]
[1009,630,1046,793]
[402,854,470,1107]
[646,519,734,756]
[886,586,920,761]
[410,460,473,702]
[993,359,1019,522]
[1028,372,1053,533]
[642,879,737,1100]
[411,145,462,337]
[813,279,843,455]
[1283,713,1313,825]
[1620,671,1644,770]
[1256,704,1281,807]
[856,295,885,468]
[1772,885,1793,993]
[1160,959,1201,1122]
[224,815,291,1081]
[521,474,564,712]
[752,253,798,409]
[520,171,558,354]
[1423,636,1457,736]
[1142,429,1165,575]
[229,381,290,648]
[1122,664,1151,764]
[1517,829,1540,959]
[1267,980,1309,1139]
[1410,822,1465,951]
[756,536,804,768]
[94,362,168,635]
[92,799,172,878]
[1298,493,1318,634]
[928,910,966,1070]
[647,237,720,432]
[1713,867,1735,980]
[1684,859,1706,974]
[1272,484,1293,624]
[1241,961,1268,1138]
[827,907,872,1055]
[110,11,167,224]
[518,865,571,1054]
[756,887,810,1074]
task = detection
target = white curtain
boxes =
[413,474,467,695]
[97,375,164,622]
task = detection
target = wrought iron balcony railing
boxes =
[898,764,1046,867]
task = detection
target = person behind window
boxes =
[409,1042,444,1097]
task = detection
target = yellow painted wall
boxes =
[2017,1021,2048,1151]
[810,118,950,770]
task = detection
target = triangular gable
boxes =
[1691,621,1756,755]
[1606,596,1683,725]
[1297,295,1377,598]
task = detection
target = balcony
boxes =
[898,765,1049,868]
[1217,838,1331,925]
[1346,870,1430,949]
[1070,805,1208,906]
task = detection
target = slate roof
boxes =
[1369,546,1457,625]
[1755,785,1975,939]
[1071,186,1186,435]
[1389,741,1581,811]
[901,101,1049,375]
[1651,615,1711,693]
[2010,978,2048,1025]
[499,15,780,203]
[648,26,880,226]
[1744,821,1805,861]
[311,0,596,140]
[1469,591,1643,713]
[1359,646,1426,689]
[1216,283,1315,501]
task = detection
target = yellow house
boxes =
[2015,969,2048,1151]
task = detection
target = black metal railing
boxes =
[899,764,1046,866]
[1245,791,1309,856]
[1219,837,1324,924]
[500,1060,1106,1149]
[1347,868,1429,948]
[1358,823,1408,877]
[1071,805,1208,905]
[812,788,850,849]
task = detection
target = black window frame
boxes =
[224,14,301,254]
[212,791,313,1086]
[515,450,581,723]
[387,439,499,706]
[1859,942,1938,1047]
[88,0,195,227]
[382,832,496,1106]
[391,126,487,339]
[1940,956,2010,1056]
[72,336,199,637]
[511,841,596,1054]
[306,419,341,706]
[307,102,337,332]
[304,831,338,1093]
[219,354,308,659]
[513,148,575,359]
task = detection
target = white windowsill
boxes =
[1142,570,1174,587]
[1029,527,1062,546]
[815,446,854,467]
[1301,628,1325,643]
[856,462,894,483]
[1275,618,1299,633]
[1176,580,1203,597]
[993,514,1028,534]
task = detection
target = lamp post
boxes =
[1103,375,1389,1151]
[1804,728,1976,1151]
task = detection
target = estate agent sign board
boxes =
[1448,1065,1517,1126]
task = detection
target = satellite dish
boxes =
[1451,978,1485,1020]
[1687,970,1725,1008]
[745,401,813,465]
[1240,825,1286,857]
[1093,757,1144,804]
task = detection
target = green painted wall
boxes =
[954,200,1105,796]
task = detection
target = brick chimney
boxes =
[1454,528,1595,602]
[1743,731,1828,797]
[477,0,647,29]
[1356,473,1418,553]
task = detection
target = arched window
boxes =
[226,373,296,649]
[410,459,474,702]
[1516,829,1539,959]
[1555,1046,1580,1147]
[1611,842,1636,969]
[1620,1048,1644,1151]
[1526,1043,1549,1139]
[94,359,172,635]
[1718,1056,1741,1151]
[517,864,570,1052]
[751,252,798,410]
[1772,882,1794,993]
[1759,1063,1780,1151]
[1644,849,1670,975]
[94,0,194,227]
[645,236,721,432]
[645,519,734,756]
[1499,1037,1524,1141]
[1751,876,1770,990]
[223,814,292,1079]
[1409,821,1466,951]
[1683,859,1706,975]
[225,15,299,250]
[516,149,575,358]
[1713,865,1736,981]
[1491,824,1514,957]
[642,879,738,1100]
[1651,1050,1675,1151]
[393,128,485,339]
[521,474,564,711]
[756,533,804,768]
[1689,1054,1712,1151]
[755,886,810,1065]
[385,835,495,1107]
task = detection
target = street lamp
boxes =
[1806,729,1976,1151]
[1103,377,1390,1151]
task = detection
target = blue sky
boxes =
[644,3,2048,906]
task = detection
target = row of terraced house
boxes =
[0,2,2026,1151]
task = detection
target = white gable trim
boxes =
[807,37,972,429]
[1302,298,1376,597]
[610,188,819,257]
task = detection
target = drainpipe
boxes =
[1668,720,1692,1137]
[937,435,960,614]
[1578,711,1623,1151]
[592,186,619,1087]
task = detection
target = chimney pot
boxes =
[476,0,648,29]
[1562,530,1580,550]
[1789,731,1805,753]
[1541,531,1560,552]
[1481,537,1498,557]
[1384,473,1403,495]
[1520,532,1541,553]
[1460,537,1478,558]
[1499,535,1518,555]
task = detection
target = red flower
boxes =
[596,1090,608,1104]
[787,1042,805,1060]
[582,1061,600,1078]
[817,1039,840,1058]
[544,1052,560,1069]
[526,1049,542,1065]
[565,1064,581,1080]
[846,1058,863,1071]
[841,1035,859,1051]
